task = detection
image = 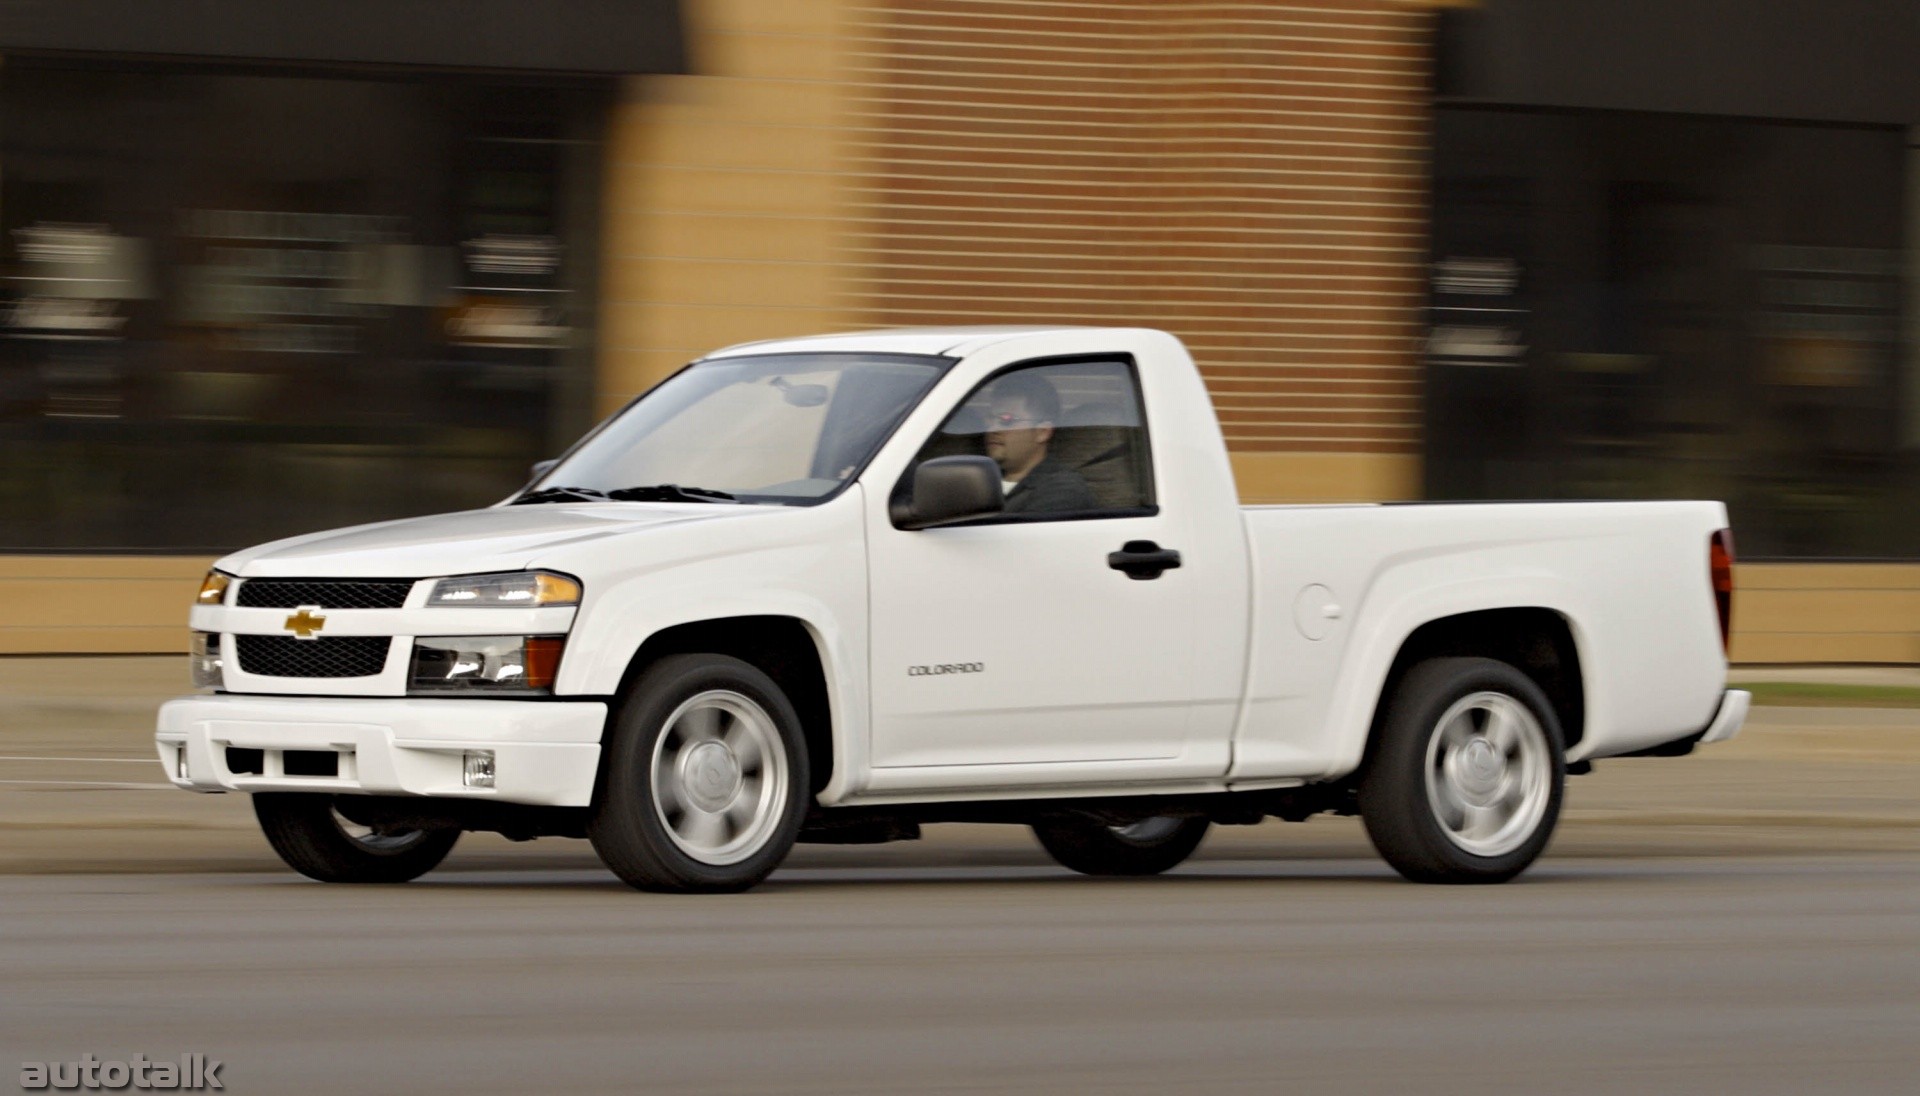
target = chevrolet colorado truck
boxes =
[158,327,1748,892]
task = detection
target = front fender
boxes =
[540,491,871,803]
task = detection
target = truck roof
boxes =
[700,325,1140,361]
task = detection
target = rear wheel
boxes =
[252,793,459,883]
[1033,814,1210,876]
[1357,657,1565,884]
[588,654,809,893]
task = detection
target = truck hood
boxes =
[217,503,780,578]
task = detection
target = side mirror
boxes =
[530,458,559,480]
[891,456,1004,530]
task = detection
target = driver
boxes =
[984,373,1098,514]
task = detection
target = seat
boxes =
[1049,402,1143,509]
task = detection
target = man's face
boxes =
[984,396,1052,479]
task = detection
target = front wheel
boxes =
[252,793,460,883]
[1357,657,1565,884]
[588,654,810,893]
[1033,814,1211,876]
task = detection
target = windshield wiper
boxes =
[512,485,609,505]
[604,484,739,504]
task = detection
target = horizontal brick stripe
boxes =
[844,0,1432,456]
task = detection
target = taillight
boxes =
[1709,529,1735,653]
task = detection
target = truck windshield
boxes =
[525,352,950,505]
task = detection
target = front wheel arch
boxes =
[598,616,836,798]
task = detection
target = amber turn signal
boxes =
[196,571,231,606]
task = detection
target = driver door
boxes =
[864,359,1201,780]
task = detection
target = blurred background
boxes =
[0,0,1913,662]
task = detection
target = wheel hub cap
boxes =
[1423,691,1552,858]
[680,741,742,812]
[648,689,790,867]
[1457,737,1503,795]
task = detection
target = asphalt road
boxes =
[2,852,1917,1095]
[4,659,1919,1093]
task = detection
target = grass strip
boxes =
[1741,682,1920,708]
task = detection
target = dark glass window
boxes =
[0,62,606,551]
[1428,108,1917,558]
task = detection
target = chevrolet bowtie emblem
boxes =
[283,607,327,639]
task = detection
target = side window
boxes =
[912,360,1153,518]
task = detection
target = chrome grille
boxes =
[234,635,392,678]
[236,579,414,610]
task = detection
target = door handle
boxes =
[1108,540,1182,580]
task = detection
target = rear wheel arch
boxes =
[1362,607,1586,766]
[606,616,835,796]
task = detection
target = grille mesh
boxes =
[234,635,392,678]
[236,579,414,610]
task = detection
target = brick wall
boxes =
[838,0,1434,499]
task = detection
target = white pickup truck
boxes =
[158,326,1748,892]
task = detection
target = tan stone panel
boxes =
[626,257,841,311]
[595,291,654,352]
[620,79,840,131]
[608,304,850,363]
[629,121,842,174]
[0,576,200,630]
[1737,590,1920,635]
[596,348,715,412]
[1228,451,1419,503]
[634,214,844,264]
[0,626,188,656]
[1735,563,1920,591]
[0,556,215,580]
[643,166,841,218]
[1731,631,1920,665]
[700,29,844,83]
[697,0,844,39]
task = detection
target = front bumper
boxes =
[156,694,608,807]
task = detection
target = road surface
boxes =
[3,659,1917,1092]
[2,853,1916,1095]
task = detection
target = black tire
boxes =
[1032,814,1211,876]
[252,793,460,884]
[1357,657,1566,884]
[588,654,810,893]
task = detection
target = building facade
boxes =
[1427,0,1920,660]
[2,0,1914,661]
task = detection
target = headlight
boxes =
[190,631,223,688]
[196,571,231,606]
[409,635,566,694]
[426,571,581,608]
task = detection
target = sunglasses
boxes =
[987,411,1043,428]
